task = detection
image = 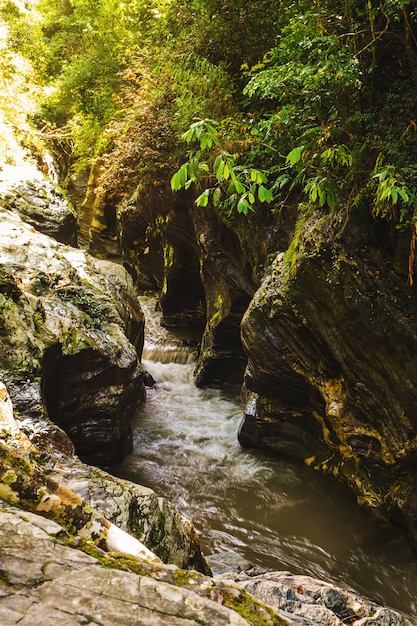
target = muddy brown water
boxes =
[114,298,417,622]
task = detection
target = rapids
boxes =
[115,297,417,621]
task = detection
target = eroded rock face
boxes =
[239,206,417,547]
[117,185,264,386]
[0,165,78,246]
[191,205,258,386]
[0,207,145,465]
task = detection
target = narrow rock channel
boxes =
[115,297,417,622]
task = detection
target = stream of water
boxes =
[115,297,417,622]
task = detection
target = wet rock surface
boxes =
[224,570,411,626]
[0,166,78,245]
[115,185,264,387]
[239,207,417,549]
[0,206,145,465]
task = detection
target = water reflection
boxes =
[115,303,417,622]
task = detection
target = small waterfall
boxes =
[115,296,417,621]
[139,295,199,365]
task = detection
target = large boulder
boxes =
[0,381,210,574]
[47,460,211,573]
[0,206,145,466]
[0,164,78,246]
[239,205,417,548]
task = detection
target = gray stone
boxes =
[46,459,211,573]
[0,169,78,246]
[0,207,145,465]
[0,508,283,626]
[218,569,412,626]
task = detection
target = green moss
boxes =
[77,540,141,572]
[1,470,17,484]
[56,284,110,327]
[1,450,32,476]
[213,584,288,626]
[0,428,11,442]
[282,213,308,279]
[173,569,192,585]
[0,570,11,586]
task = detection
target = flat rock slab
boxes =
[218,568,413,626]
[0,508,254,626]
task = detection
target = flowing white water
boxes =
[115,297,417,622]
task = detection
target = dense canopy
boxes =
[1,0,416,238]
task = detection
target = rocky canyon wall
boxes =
[89,172,417,550]
[239,204,417,549]
[0,177,145,467]
[80,156,417,551]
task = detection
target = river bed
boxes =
[114,298,417,622]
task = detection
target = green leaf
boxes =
[327,190,336,208]
[179,163,188,186]
[205,122,218,135]
[213,187,222,207]
[251,169,267,184]
[258,185,273,203]
[286,146,304,166]
[237,197,250,214]
[182,128,196,143]
[223,163,230,180]
[390,187,398,204]
[234,179,245,194]
[214,155,223,173]
[196,189,210,207]
[170,171,182,191]
[398,188,409,203]
[373,170,388,181]
[200,133,213,150]
[215,158,225,181]
[310,183,318,202]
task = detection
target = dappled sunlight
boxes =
[0,18,43,173]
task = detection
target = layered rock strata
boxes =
[0,206,145,465]
[115,186,265,386]
[0,165,78,246]
[239,206,417,549]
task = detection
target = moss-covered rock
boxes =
[0,166,78,246]
[239,204,417,548]
[0,207,145,466]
